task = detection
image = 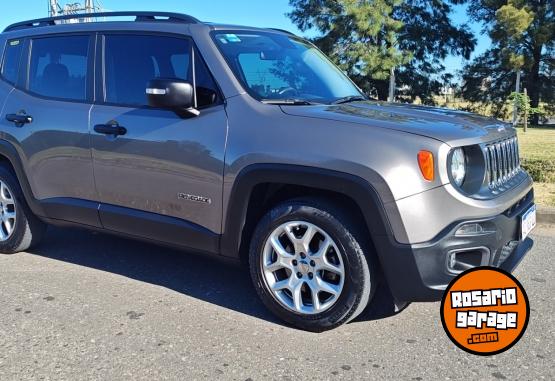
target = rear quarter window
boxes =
[1,39,24,85]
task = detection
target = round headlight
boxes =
[450,148,466,186]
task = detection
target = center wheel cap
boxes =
[298,260,310,274]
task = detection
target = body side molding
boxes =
[99,203,220,254]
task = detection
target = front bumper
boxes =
[374,189,535,302]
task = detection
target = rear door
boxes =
[0,34,99,226]
[90,33,227,253]
[0,38,23,114]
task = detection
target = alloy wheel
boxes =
[0,180,16,241]
[261,221,345,315]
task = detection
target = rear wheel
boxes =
[249,198,375,331]
[0,166,46,254]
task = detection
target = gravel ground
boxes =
[0,225,553,380]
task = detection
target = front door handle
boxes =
[94,121,127,136]
[6,113,33,127]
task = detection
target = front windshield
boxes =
[212,31,365,104]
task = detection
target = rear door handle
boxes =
[94,121,127,136]
[6,113,33,127]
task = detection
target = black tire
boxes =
[249,198,375,332]
[0,165,46,254]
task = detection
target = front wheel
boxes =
[249,199,375,332]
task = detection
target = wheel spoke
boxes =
[4,211,15,220]
[283,223,318,254]
[270,235,290,258]
[300,225,316,253]
[291,279,304,311]
[0,183,10,203]
[264,260,282,272]
[264,234,294,272]
[270,279,290,291]
[283,224,298,245]
[314,275,340,296]
[316,257,342,275]
[265,257,293,272]
[3,219,13,235]
[308,282,322,312]
[311,237,331,259]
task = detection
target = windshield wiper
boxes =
[261,99,316,105]
[332,95,368,104]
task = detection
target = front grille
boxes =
[484,136,521,189]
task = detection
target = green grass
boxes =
[533,182,555,208]
[517,126,555,161]
[517,126,555,207]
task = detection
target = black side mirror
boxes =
[146,78,199,117]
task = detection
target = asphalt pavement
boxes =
[0,224,553,380]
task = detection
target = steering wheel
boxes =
[278,87,298,97]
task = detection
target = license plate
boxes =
[521,205,537,240]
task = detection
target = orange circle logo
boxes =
[440,268,529,356]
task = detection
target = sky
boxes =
[0,0,490,78]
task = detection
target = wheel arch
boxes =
[220,164,408,262]
[0,139,44,216]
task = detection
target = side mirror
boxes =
[146,78,199,116]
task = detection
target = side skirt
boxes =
[38,197,220,256]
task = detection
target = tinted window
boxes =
[212,31,363,104]
[104,35,219,107]
[105,35,191,106]
[29,36,89,101]
[1,39,24,84]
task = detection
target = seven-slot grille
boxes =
[484,136,521,188]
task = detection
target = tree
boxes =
[287,0,476,102]
[460,0,554,123]
[509,90,544,131]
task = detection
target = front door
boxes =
[90,33,227,253]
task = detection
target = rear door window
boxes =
[28,35,89,101]
[1,39,24,85]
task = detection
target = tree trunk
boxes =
[524,88,528,133]
[374,80,389,101]
[528,46,543,125]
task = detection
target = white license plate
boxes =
[521,205,537,240]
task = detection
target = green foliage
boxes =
[460,0,554,122]
[517,127,555,184]
[287,0,475,101]
[288,0,409,82]
[509,91,543,118]
[521,158,555,183]
[495,2,534,40]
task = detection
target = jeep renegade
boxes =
[0,12,536,331]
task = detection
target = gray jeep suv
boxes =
[0,12,536,331]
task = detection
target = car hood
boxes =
[280,101,514,145]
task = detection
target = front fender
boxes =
[219,163,409,258]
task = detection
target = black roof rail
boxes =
[267,28,296,36]
[4,11,201,32]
